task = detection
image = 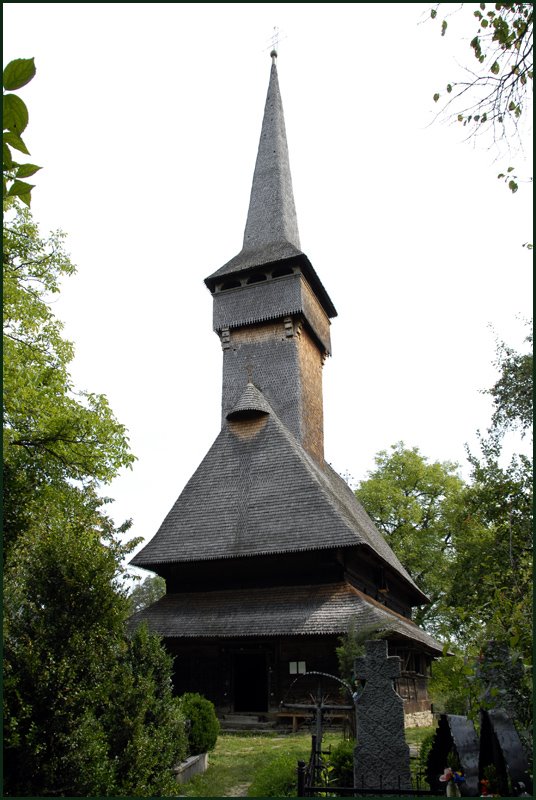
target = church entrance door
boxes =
[233,652,268,712]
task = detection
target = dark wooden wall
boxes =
[165,634,432,716]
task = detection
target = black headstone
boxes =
[479,708,532,797]
[426,714,479,796]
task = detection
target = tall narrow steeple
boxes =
[205,52,334,295]
[204,54,337,461]
[242,50,301,257]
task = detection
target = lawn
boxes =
[180,727,436,797]
[180,732,321,797]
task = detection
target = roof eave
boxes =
[205,252,337,319]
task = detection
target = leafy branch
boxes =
[429,3,533,194]
[3,58,41,206]
[431,3,533,137]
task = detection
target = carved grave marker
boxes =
[353,639,411,791]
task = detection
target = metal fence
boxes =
[297,759,435,797]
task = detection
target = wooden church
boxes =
[131,52,443,725]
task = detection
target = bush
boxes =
[179,692,220,756]
[106,624,188,795]
[248,752,298,797]
[329,738,355,786]
[418,729,437,787]
[3,518,188,797]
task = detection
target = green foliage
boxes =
[104,624,188,795]
[429,3,533,147]
[428,649,476,716]
[336,620,387,686]
[482,763,500,794]
[3,506,125,795]
[486,324,532,436]
[3,205,136,556]
[3,205,135,484]
[417,730,436,787]
[355,325,533,750]
[179,692,220,756]
[3,515,187,796]
[429,3,533,201]
[3,58,41,205]
[447,434,532,644]
[328,738,355,786]
[475,640,532,756]
[2,187,183,793]
[449,326,533,676]
[180,732,322,797]
[129,573,167,614]
[355,442,466,632]
[247,751,298,797]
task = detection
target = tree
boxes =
[3,204,135,554]
[3,205,188,794]
[3,58,41,205]
[3,510,187,796]
[452,327,533,643]
[486,323,532,435]
[354,330,533,750]
[129,574,167,614]
[430,3,533,159]
[354,442,468,633]
[446,326,533,746]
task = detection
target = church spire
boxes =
[205,53,315,286]
[241,50,301,255]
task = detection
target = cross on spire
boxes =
[270,26,280,62]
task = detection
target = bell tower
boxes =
[204,51,337,462]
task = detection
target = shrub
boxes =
[418,729,437,789]
[3,518,188,797]
[179,692,220,755]
[329,738,355,786]
[106,624,188,795]
[418,729,436,771]
[248,752,298,797]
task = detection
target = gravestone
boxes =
[480,708,532,796]
[353,639,411,791]
[426,709,532,797]
[426,714,479,796]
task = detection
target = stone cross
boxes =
[353,639,411,791]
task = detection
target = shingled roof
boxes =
[131,385,426,603]
[129,581,443,654]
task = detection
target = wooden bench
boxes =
[276,711,350,733]
[275,711,313,732]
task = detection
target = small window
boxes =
[221,279,241,291]
[272,266,294,279]
[246,273,267,284]
[289,661,306,675]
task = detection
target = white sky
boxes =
[4,3,532,578]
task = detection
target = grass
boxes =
[179,732,307,797]
[179,727,436,797]
[404,724,437,749]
